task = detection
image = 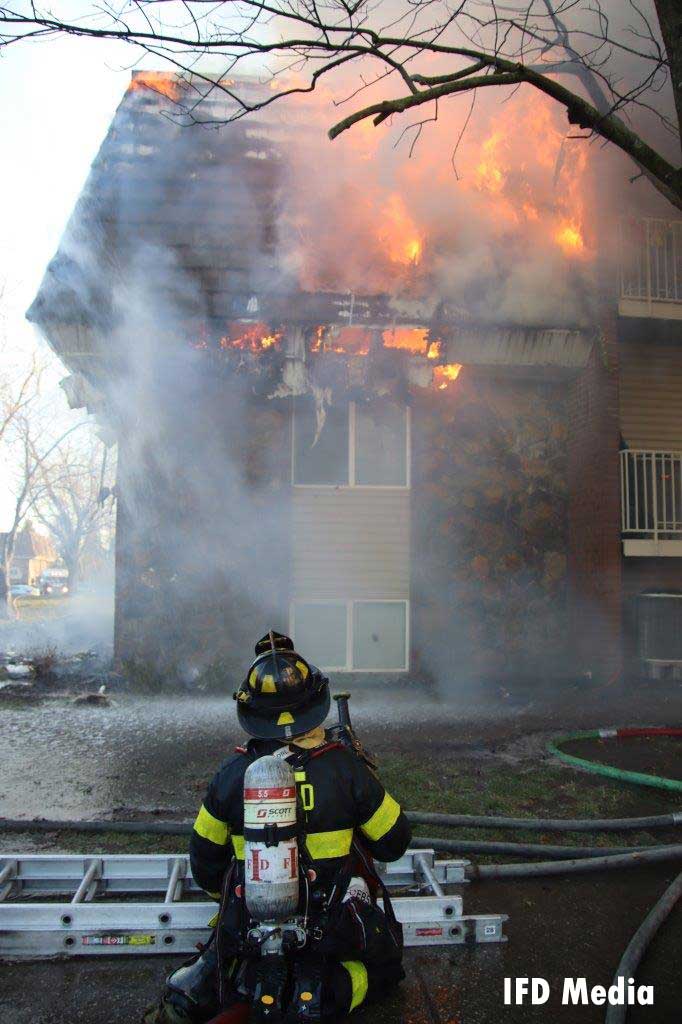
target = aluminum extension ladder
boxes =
[0,850,507,959]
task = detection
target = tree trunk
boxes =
[64,552,80,596]
[655,0,682,157]
[0,556,15,620]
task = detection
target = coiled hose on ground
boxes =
[548,728,682,792]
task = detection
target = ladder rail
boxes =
[0,850,508,957]
[0,851,468,898]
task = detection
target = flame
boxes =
[382,328,429,355]
[378,194,423,267]
[129,72,184,102]
[475,132,506,194]
[219,322,282,352]
[310,326,372,355]
[195,318,462,393]
[433,364,463,389]
[471,99,591,258]
[286,88,593,296]
[555,221,585,256]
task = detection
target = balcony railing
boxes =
[621,449,682,554]
[619,218,682,318]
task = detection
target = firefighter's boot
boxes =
[152,947,220,1024]
[239,957,289,1023]
[285,960,324,1022]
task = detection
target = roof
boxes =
[28,74,287,364]
[0,528,56,562]
[28,72,593,381]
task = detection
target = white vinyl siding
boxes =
[620,343,682,451]
[291,488,410,600]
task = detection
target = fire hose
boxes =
[604,869,682,1024]
[2,717,681,1020]
[2,816,682,875]
[547,728,682,792]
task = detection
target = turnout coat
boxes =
[190,733,411,898]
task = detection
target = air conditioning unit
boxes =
[637,593,682,679]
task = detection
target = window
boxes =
[353,601,407,670]
[291,602,348,669]
[293,399,409,487]
[293,401,349,486]
[291,600,409,672]
[355,403,407,486]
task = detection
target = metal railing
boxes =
[620,217,682,307]
[620,449,682,540]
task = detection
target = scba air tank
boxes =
[243,755,300,923]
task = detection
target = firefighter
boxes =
[154,631,411,1024]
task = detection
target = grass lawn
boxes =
[10,596,69,622]
[4,751,681,858]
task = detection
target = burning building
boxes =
[27,72,682,690]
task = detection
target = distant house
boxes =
[0,528,57,586]
[27,73,682,687]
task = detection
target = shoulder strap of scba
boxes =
[233,740,344,762]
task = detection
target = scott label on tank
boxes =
[503,977,654,1006]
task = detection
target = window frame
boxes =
[290,598,410,673]
[291,400,411,490]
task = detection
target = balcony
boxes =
[621,449,682,556]
[619,217,682,319]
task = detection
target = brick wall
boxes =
[566,295,623,682]
[411,370,569,688]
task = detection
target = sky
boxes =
[0,31,135,529]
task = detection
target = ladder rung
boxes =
[72,860,102,904]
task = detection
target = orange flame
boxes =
[285,87,593,298]
[471,99,591,258]
[434,364,463,389]
[128,72,184,102]
[555,221,585,256]
[219,323,282,353]
[382,328,429,355]
[310,326,372,355]
[378,194,423,268]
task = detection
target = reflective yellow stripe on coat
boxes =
[360,792,401,841]
[193,804,230,846]
[230,830,353,861]
[306,829,353,859]
[341,961,369,1011]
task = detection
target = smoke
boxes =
[28,12,676,694]
[272,87,599,326]
[0,579,115,657]
[33,109,300,684]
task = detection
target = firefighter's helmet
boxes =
[235,631,330,740]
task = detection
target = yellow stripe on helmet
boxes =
[261,674,277,694]
[193,804,230,846]
[360,792,401,842]
[341,961,369,1011]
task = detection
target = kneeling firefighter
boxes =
[155,631,411,1024]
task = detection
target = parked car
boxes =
[40,579,69,597]
[9,584,41,598]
